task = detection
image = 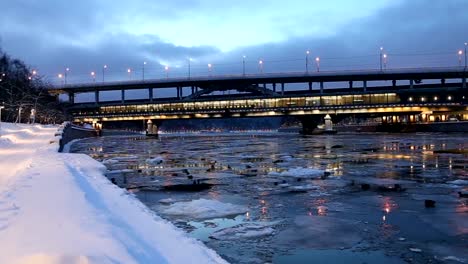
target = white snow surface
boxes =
[0,123,227,264]
[162,199,248,220]
[269,167,324,178]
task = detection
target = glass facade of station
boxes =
[94,93,400,115]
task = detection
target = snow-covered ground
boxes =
[0,123,227,264]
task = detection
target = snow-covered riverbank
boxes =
[0,123,226,264]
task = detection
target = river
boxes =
[71,132,468,264]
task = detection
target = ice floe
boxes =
[269,167,324,178]
[162,199,248,220]
[210,222,276,240]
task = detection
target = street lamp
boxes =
[58,73,64,86]
[127,68,132,80]
[259,59,263,74]
[0,105,4,136]
[102,65,107,82]
[383,54,388,69]
[91,71,96,82]
[242,55,246,76]
[208,63,212,76]
[143,61,147,81]
[464,42,467,68]
[458,50,463,67]
[306,50,310,73]
[379,47,384,71]
[65,67,69,84]
[188,58,192,79]
[165,66,169,79]
[315,57,320,72]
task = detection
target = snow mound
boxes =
[162,199,248,220]
[210,222,276,240]
[146,156,164,165]
[269,167,324,178]
[0,137,12,147]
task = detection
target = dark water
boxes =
[71,133,468,264]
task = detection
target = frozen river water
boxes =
[71,132,468,264]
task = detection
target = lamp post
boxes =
[259,59,263,74]
[242,55,246,76]
[143,61,147,81]
[102,65,107,83]
[379,47,384,71]
[188,58,192,79]
[464,42,467,68]
[165,66,169,79]
[383,54,388,70]
[65,67,70,84]
[127,68,132,80]
[0,105,4,136]
[208,63,212,76]
[306,50,310,73]
[91,71,96,82]
[58,73,64,86]
[315,57,320,72]
[458,50,463,67]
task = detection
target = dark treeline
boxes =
[0,47,64,123]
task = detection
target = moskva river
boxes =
[71,132,467,264]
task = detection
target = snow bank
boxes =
[269,167,325,178]
[0,123,227,264]
[162,199,248,220]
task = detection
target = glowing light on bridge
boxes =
[91,71,96,82]
[258,60,263,73]
[315,57,320,72]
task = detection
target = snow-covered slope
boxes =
[0,123,227,264]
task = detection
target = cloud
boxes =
[0,0,467,82]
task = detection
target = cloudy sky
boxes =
[1,0,467,83]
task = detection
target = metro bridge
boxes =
[49,67,468,134]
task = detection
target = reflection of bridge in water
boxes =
[49,67,468,134]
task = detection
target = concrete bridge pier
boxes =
[146,119,161,136]
[68,92,75,104]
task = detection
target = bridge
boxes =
[49,67,468,134]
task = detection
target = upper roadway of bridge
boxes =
[49,67,467,94]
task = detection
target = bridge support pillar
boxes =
[363,81,367,92]
[320,82,324,94]
[308,82,312,91]
[149,88,153,102]
[441,78,446,86]
[392,80,396,87]
[191,86,195,94]
[349,81,353,89]
[273,83,276,92]
[95,90,99,104]
[69,93,75,104]
[281,83,285,96]
[463,77,466,88]
[410,79,414,89]
[121,89,125,103]
[146,119,160,137]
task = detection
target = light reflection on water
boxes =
[71,133,468,264]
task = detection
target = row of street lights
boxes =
[56,44,467,84]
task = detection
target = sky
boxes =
[1,0,467,83]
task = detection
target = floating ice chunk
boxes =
[442,256,466,263]
[146,156,164,165]
[289,184,320,192]
[269,167,324,178]
[159,198,176,205]
[447,180,468,186]
[162,199,248,220]
[409,248,422,253]
[210,222,276,240]
[113,155,139,161]
[102,159,119,165]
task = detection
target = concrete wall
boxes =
[59,124,98,152]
